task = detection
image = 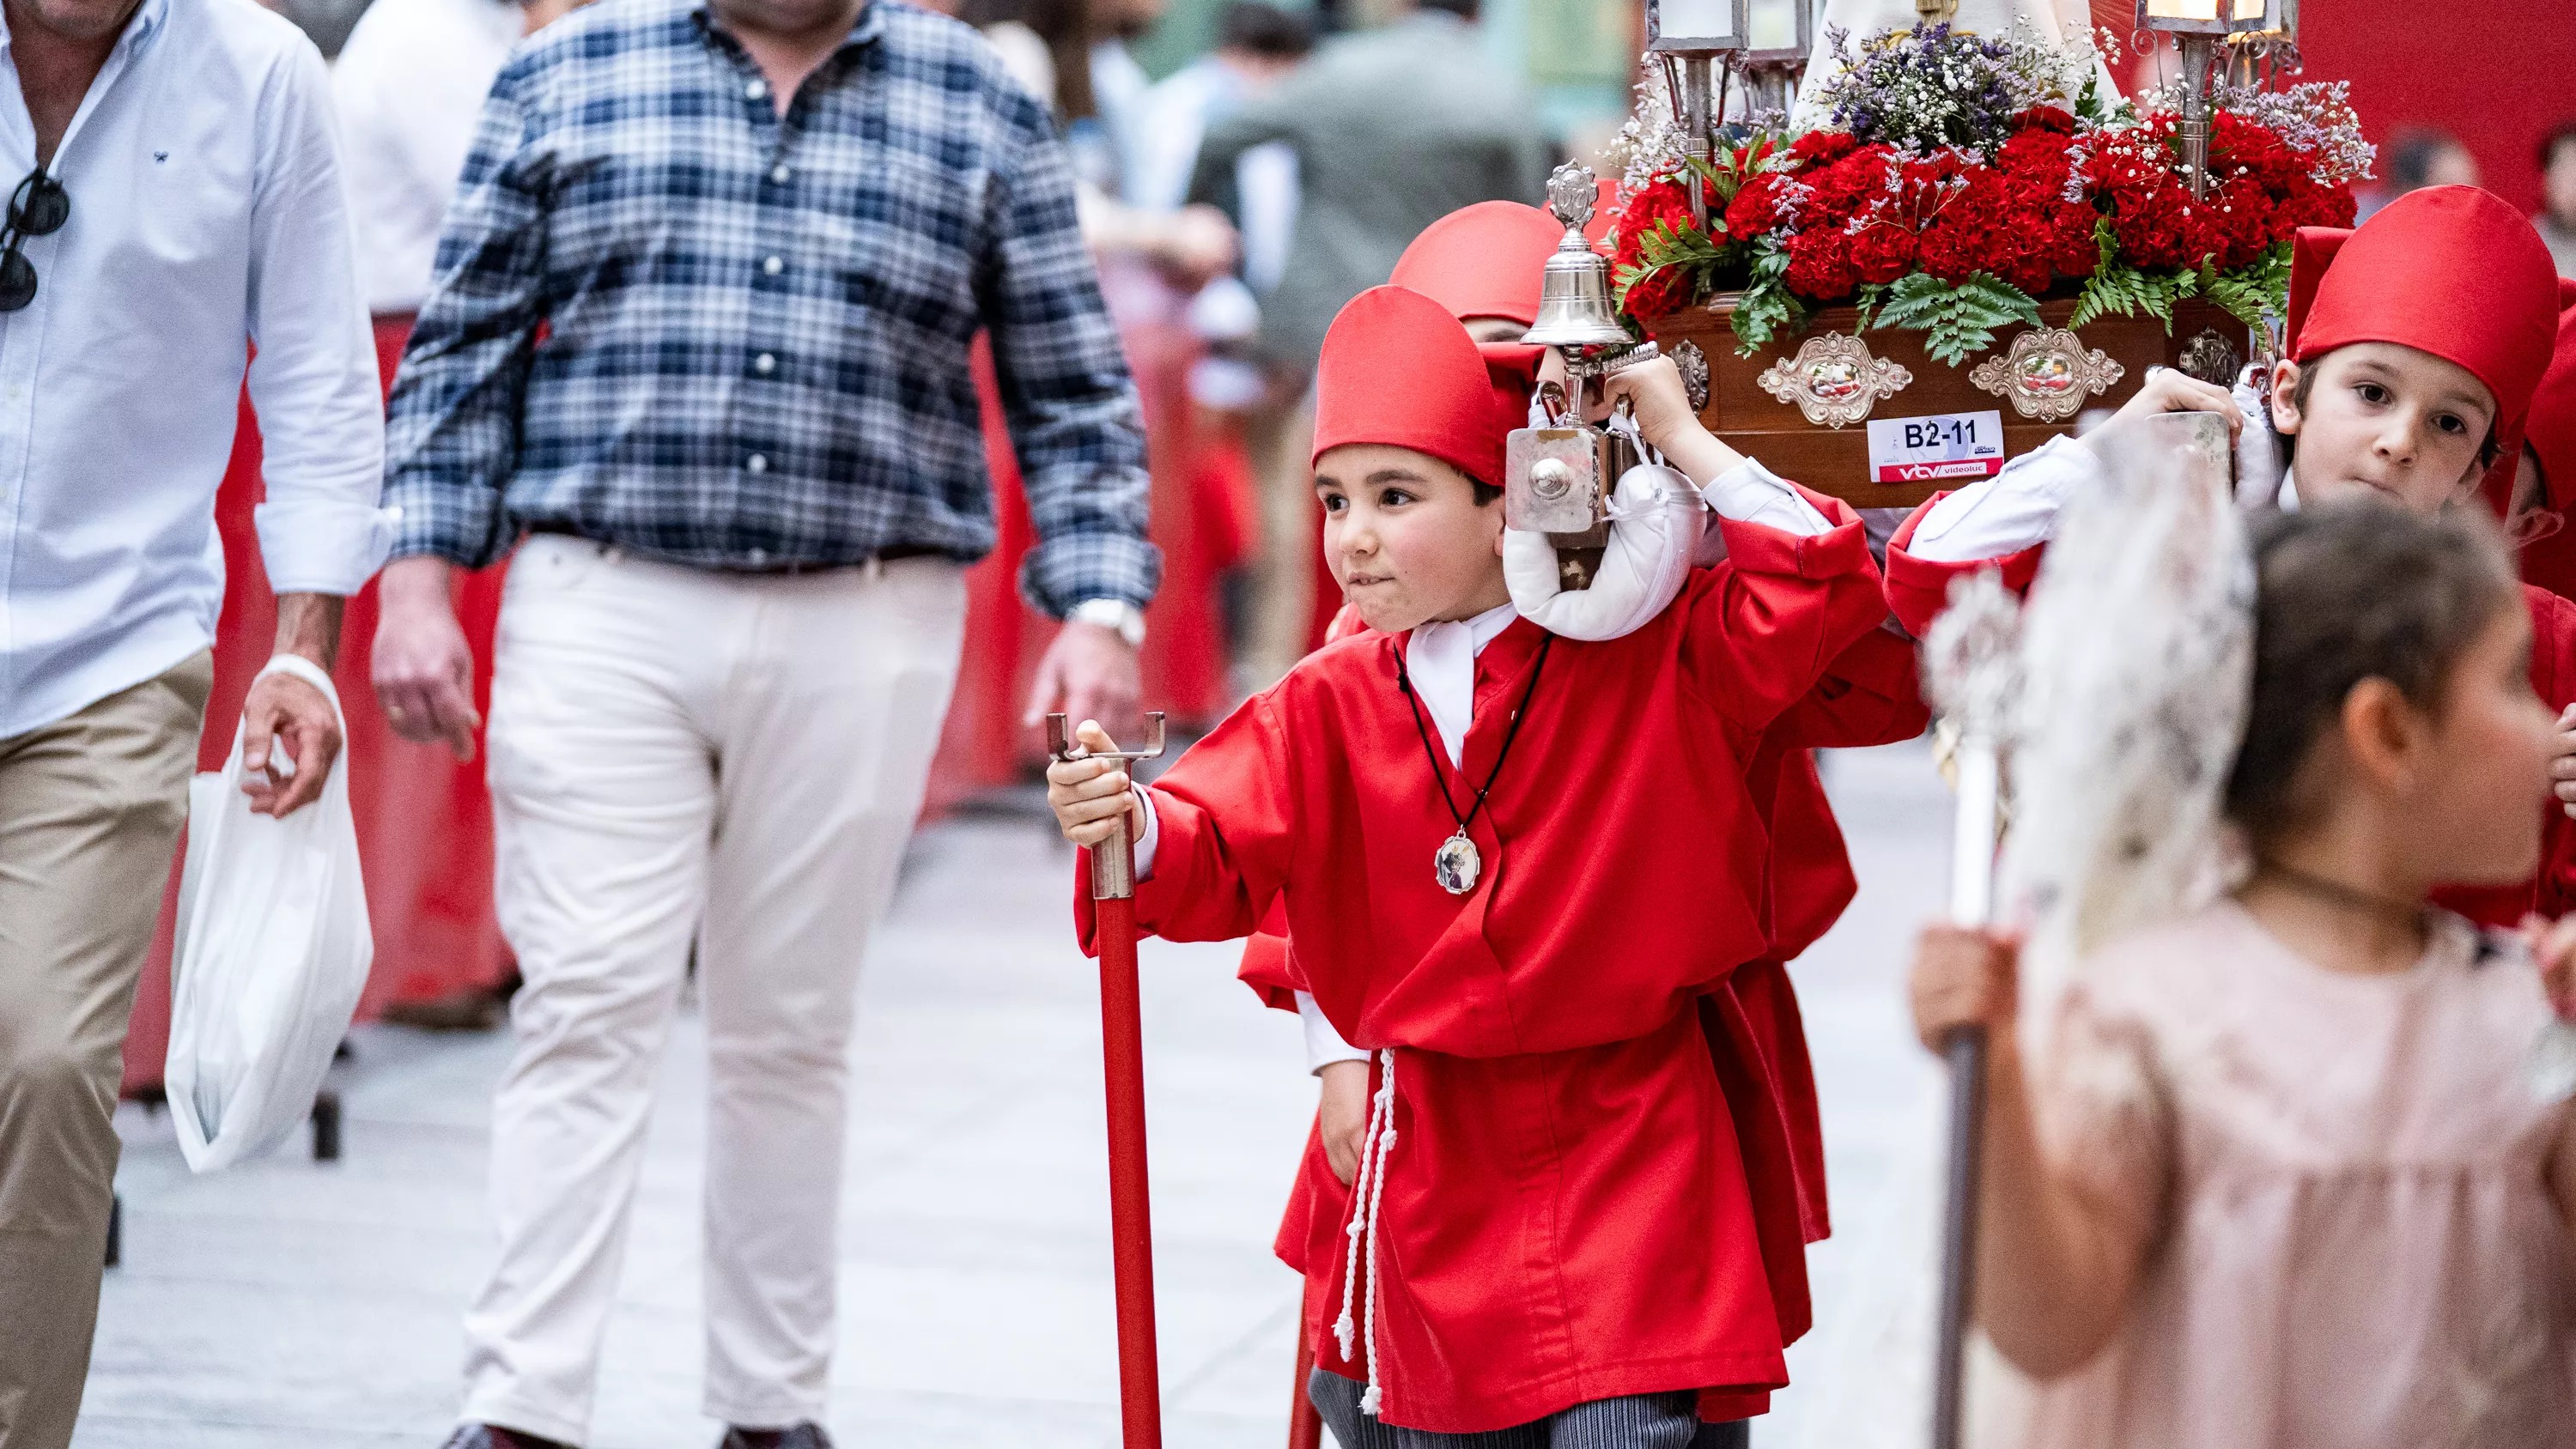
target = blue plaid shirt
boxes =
[381,0,1156,615]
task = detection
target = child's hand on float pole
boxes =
[1318,1059,1371,1185]
[1601,355,1746,485]
[1047,719,1146,848]
[2093,366,2245,447]
[2549,703,2576,819]
[1910,924,2020,1054]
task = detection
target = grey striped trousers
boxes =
[1307,1369,1751,1449]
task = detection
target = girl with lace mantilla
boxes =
[1913,502,2576,1446]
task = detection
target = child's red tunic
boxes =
[1244,591,1928,1400]
[1078,514,1885,1433]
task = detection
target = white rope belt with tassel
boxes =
[1333,1047,1400,1416]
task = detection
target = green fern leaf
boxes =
[2069,270,2125,330]
[1729,242,1803,356]
[1851,282,1889,334]
[1871,273,1953,332]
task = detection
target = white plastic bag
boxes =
[166,657,373,1172]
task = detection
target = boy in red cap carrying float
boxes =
[1237,197,1929,1445]
[1874,185,2576,927]
[1049,280,1886,1445]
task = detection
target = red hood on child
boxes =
[1388,197,1595,428]
[2287,185,2571,500]
[2527,307,2576,515]
[1312,285,1521,489]
[2509,307,2576,602]
[1390,201,1568,328]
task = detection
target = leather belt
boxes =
[522,522,943,576]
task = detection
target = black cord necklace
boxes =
[1395,632,1553,894]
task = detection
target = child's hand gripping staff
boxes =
[1046,712,1170,1449]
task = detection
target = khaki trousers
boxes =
[464,539,966,1443]
[0,652,212,1449]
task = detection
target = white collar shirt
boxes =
[0,0,392,737]
[331,0,521,315]
[1402,600,1521,768]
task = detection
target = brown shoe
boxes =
[718,1426,831,1449]
[381,984,511,1031]
[440,1426,580,1449]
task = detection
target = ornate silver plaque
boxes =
[1970,327,2124,422]
[1673,338,1710,413]
[2177,327,2245,387]
[1755,332,1914,428]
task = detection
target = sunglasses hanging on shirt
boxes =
[0,167,72,313]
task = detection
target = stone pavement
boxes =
[78,740,1950,1449]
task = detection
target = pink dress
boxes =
[1997,900,2576,1449]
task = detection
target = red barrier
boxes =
[122,320,512,1092]
[928,259,1247,807]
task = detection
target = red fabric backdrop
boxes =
[123,319,513,1092]
[927,260,1246,805]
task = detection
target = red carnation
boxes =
[2042,199,2101,278]
[1726,173,1789,238]
[1612,177,1708,279]
[2013,106,2077,136]
[1620,264,1692,321]
[1997,127,2075,187]
[2089,128,2197,271]
[1783,228,1856,300]
[1802,146,1894,229]
[1789,130,1860,173]
[1911,168,2007,284]
[2278,174,2356,233]
[1846,221,1917,286]
[2190,175,2273,270]
[1915,217,1985,286]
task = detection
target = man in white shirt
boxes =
[333,0,589,320]
[332,0,526,318]
[0,0,388,1441]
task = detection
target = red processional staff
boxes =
[1048,711,1171,1448]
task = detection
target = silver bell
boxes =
[1521,162,1634,351]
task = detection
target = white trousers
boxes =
[463,537,967,1442]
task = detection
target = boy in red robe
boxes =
[1050,283,1886,1441]
[1251,206,1922,1335]
[1877,185,2576,925]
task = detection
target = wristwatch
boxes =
[1070,597,1147,649]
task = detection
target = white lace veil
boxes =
[1999,412,2258,1028]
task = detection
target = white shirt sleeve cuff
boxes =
[1129,786,1159,881]
[1297,991,1368,1072]
[1698,458,1834,536]
[1906,434,2098,564]
[254,498,401,596]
